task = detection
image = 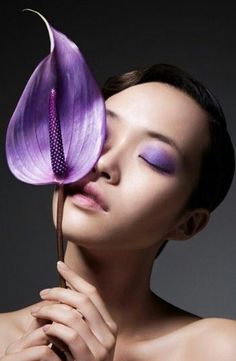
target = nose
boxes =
[91,142,121,185]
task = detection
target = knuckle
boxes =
[78,340,89,354]
[79,294,90,305]
[59,303,72,311]
[42,299,56,307]
[67,329,79,343]
[87,285,97,295]
[108,320,118,335]
[97,346,108,361]
[105,334,116,351]
[66,312,77,324]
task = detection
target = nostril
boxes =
[101,171,110,179]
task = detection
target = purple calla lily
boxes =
[6,9,106,185]
[5,10,107,298]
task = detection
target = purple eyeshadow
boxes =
[140,145,176,174]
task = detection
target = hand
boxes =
[31,261,118,361]
[1,314,64,361]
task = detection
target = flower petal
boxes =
[6,10,106,185]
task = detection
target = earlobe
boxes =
[164,209,210,241]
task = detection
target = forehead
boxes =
[105,82,210,173]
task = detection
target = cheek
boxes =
[128,175,180,211]
[121,175,187,230]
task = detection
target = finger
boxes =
[25,317,50,335]
[33,305,105,358]
[45,325,69,354]
[40,287,116,346]
[43,321,102,361]
[32,304,98,342]
[3,345,63,361]
[26,300,59,333]
[6,326,50,354]
[57,261,117,332]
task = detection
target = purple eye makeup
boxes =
[139,145,177,174]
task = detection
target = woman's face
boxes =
[52,82,210,251]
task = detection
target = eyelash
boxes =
[105,128,168,174]
[138,155,168,174]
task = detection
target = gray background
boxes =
[0,1,235,319]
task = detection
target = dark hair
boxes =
[101,64,235,257]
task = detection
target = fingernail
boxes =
[42,324,50,332]
[40,288,50,296]
[31,306,41,313]
[57,261,67,270]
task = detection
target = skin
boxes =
[52,82,211,333]
[1,82,236,361]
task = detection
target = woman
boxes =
[0,63,235,361]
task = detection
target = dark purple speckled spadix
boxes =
[49,88,67,179]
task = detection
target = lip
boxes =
[67,182,109,212]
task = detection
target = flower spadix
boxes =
[6,10,106,185]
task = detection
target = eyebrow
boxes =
[106,108,186,164]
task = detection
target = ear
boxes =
[164,208,210,241]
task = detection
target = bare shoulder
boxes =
[0,299,50,357]
[184,317,236,361]
[129,316,236,361]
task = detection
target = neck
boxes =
[64,241,165,336]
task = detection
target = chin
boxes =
[55,203,109,248]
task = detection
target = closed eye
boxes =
[138,155,169,174]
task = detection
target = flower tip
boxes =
[22,8,39,15]
[21,8,54,53]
